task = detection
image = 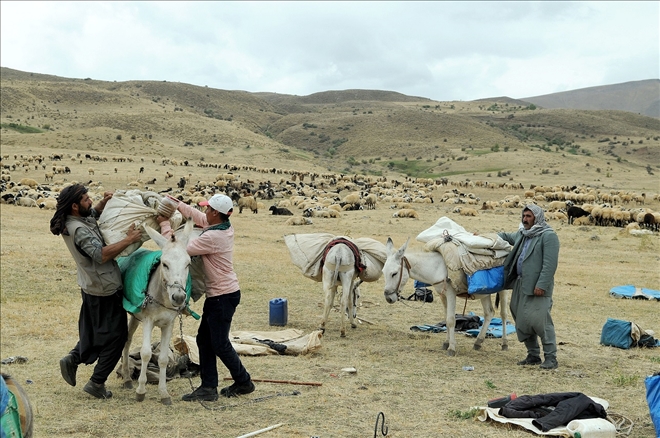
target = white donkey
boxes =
[120,219,195,405]
[382,237,509,356]
[321,241,360,337]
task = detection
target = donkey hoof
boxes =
[446,350,457,357]
[123,381,133,389]
[351,323,357,329]
[501,344,509,351]
[161,397,172,405]
[136,392,145,402]
[340,331,346,338]
[441,342,450,351]
[473,344,482,351]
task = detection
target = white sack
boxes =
[98,190,182,258]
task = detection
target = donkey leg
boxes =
[474,295,495,350]
[157,323,174,405]
[121,316,140,390]
[443,286,458,356]
[136,319,154,402]
[320,283,336,333]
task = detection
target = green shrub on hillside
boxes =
[1,123,43,133]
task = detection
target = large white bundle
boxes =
[98,190,183,258]
[284,233,336,281]
[417,217,512,275]
[284,234,388,282]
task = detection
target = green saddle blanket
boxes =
[118,248,198,318]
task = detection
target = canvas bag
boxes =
[600,318,634,349]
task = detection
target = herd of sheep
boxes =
[1,152,659,233]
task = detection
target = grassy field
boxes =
[1,154,659,437]
[1,70,659,437]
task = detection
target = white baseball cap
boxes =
[199,194,234,215]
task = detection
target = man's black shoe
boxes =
[220,380,255,398]
[59,354,78,387]
[540,357,559,370]
[83,380,112,399]
[517,354,542,366]
[182,386,218,402]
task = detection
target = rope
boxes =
[373,412,388,437]
[607,412,633,436]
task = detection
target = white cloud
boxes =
[1,1,657,101]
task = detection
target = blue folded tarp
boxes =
[411,314,516,338]
[609,285,660,301]
[465,317,517,338]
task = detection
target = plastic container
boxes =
[566,418,617,437]
[487,393,517,408]
[269,298,288,326]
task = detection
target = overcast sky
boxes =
[1,1,658,101]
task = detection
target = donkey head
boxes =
[144,219,195,309]
[382,237,410,304]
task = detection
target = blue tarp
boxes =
[646,373,660,437]
[411,314,516,338]
[467,266,505,295]
[609,284,660,301]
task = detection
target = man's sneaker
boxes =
[83,380,112,399]
[517,354,542,366]
[220,380,255,398]
[540,357,559,370]
[59,354,78,387]
[181,386,218,402]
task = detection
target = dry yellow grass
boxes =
[1,69,659,437]
[1,167,659,437]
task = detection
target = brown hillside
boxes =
[523,79,660,118]
[1,67,659,191]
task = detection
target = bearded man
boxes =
[499,204,560,370]
[50,184,141,398]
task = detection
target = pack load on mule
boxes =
[97,189,185,258]
[284,233,387,337]
[416,217,513,294]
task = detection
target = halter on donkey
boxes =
[119,219,197,405]
[381,237,509,356]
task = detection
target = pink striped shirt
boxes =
[160,202,239,297]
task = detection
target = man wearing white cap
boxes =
[157,194,255,400]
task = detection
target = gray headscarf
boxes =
[519,204,552,238]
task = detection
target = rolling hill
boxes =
[1,67,659,191]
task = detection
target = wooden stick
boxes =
[235,423,283,438]
[223,377,322,386]
[357,317,375,325]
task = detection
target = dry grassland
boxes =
[1,156,659,437]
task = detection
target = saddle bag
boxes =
[467,266,505,295]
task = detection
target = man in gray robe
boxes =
[499,205,560,370]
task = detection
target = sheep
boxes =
[18,178,39,189]
[88,167,95,175]
[16,196,37,207]
[572,215,593,226]
[44,172,54,182]
[285,216,313,226]
[363,194,377,210]
[392,208,419,219]
[458,207,479,216]
[237,195,258,213]
[39,198,58,210]
[269,205,293,215]
[303,207,340,218]
[567,206,589,225]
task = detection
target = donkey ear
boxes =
[396,237,410,258]
[386,237,394,255]
[144,223,168,249]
